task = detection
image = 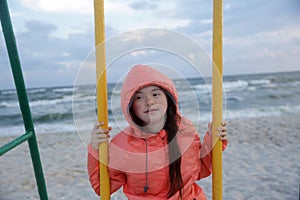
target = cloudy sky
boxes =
[1,0,300,89]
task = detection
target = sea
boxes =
[1,71,300,137]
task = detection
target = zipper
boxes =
[143,138,149,193]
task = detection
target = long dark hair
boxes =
[164,94,183,198]
[129,90,183,198]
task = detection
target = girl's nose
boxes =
[146,98,154,106]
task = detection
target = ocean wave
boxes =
[0,96,74,108]
[28,88,46,94]
[224,78,276,92]
[0,112,74,126]
[193,79,273,94]
[72,94,96,103]
[224,80,248,92]
[192,84,211,94]
[248,79,271,86]
[0,90,16,95]
[0,101,19,108]
[29,98,70,107]
[289,81,300,87]
[53,87,77,93]
[0,114,23,126]
[226,96,244,102]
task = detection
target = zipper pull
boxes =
[144,185,149,193]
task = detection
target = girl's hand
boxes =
[90,122,111,150]
[208,121,228,141]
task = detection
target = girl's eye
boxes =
[135,96,143,100]
[153,92,160,97]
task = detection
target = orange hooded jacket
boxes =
[87,64,227,199]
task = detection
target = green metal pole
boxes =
[0,0,48,199]
[0,131,33,156]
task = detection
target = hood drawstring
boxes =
[143,139,149,193]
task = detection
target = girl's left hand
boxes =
[208,121,228,141]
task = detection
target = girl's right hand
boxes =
[90,122,111,150]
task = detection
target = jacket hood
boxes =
[120,64,179,136]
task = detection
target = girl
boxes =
[88,64,228,199]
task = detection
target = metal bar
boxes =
[0,131,33,156]
[93,0,111,199]
[27,130,48,200]
[0,0,48,199]
[212,0,223,199]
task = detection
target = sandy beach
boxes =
[0,113,299,200]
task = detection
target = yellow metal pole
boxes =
[94,0,110,199]
[212,0,223,199]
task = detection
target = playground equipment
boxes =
[0,0,48,199]
[94,0,111,199]
[93,0,224,199]
[212,0,224,199]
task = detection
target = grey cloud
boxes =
[129,0,158,10]
[25,20,57,35]
[169,0,300,75]
[0,19,120,88]
[223,0,300,37]
[172,0,300,38]
[15,20,96,70]
[1,17,124,89]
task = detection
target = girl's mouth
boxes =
[144,108,159,113]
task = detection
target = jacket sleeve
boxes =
[199,132,228,179]
[87,144,126,196]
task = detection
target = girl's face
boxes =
[131,86,168,127]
